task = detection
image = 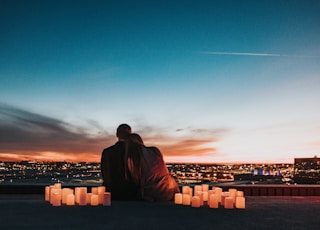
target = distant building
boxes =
[294,156,320,184]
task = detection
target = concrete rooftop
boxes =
[1,195,320,230]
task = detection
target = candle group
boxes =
[174,185,246,209]
[45,183,111,207]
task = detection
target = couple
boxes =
[101,124,180,201]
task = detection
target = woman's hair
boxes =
[125,133,144,184]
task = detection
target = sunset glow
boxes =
[1,0,320,163]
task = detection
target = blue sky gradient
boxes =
[1,0,320,163]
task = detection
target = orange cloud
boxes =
[0,104,229,162]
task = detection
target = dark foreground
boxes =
[0,195,320,230]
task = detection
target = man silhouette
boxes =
[101,124,138,200]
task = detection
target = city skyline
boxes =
[1,0,320,164]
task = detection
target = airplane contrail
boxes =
[200,51,320,58]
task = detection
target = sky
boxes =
[1,0,320,163]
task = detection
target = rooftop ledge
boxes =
[0,195,320,230]
[1,184,320,196]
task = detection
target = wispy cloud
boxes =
[137,126,228,158]
[200,51,320,58]
[0,104,229,162]
[0,103,113,161]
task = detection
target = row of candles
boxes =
[45,183,111,206]
[174,184,245,209]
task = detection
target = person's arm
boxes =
[101,150,111,188]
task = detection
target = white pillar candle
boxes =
[91,187,99,194]
[213,187,222,202]
[229,188,237,204]
[51,192,61,206]
[208,190,215,198]
[98,186,105,194]
[79,187,87,206]
[202,184,209,192]
[174,193,183,204]
[209,194,219,208]
[97,186,105,205]
[182,186,190,194]
[224,197,234,209]
[62,188,73,204]
[188,188,193,197]
[66,194,75,206]
[191,196,200,208]
[50,188,61,205]
[54,183,61,189]
[103,192,111,206]
[235,197,245,209]
[75,187,81,204]
[195,191,204,206]
[91,194,99,206]
[194,185,202,195]
[202,191,208,202]
[45,186,50,201]
[236,191,244,197]
[221,192,230,206]
[182,194,191,205]
[86,193,92,205]
[48,185,55,204]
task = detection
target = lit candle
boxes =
[221,192,230,206]
[182,186,190,194]
[195,191,204,206]
[235,197,245,209]
[202,184,209,192]
[91,187,98,194]
[98,186,105,204]
[48,185,55,204]
[236,191,244,197]
[194,185,202,195]
[62,188,73,204]
[54,183,61,189]
[45,186,50,201]
[66,194,75,206]
[86,193,92,205]
[182,194,191,205]
[213,187,222,202]
[50,188,61,205]
[79,187,87,206]
[91,194,99,206]
[174,193,183,204]
[209,194,219,208]
[51,191,61,206]
[75,187,81,204]
[191,196,200,208]
[224,197,234,209]
[98,186,105,194]
[202,191,208,202]
[228,188,237,204]
[208,190,216,198]
[103,192,111,206]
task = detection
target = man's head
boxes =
[116,124,132,140]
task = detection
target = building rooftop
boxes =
[1,194,320,230]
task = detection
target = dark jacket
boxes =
[101,141,138,200]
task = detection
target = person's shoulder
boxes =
[102,141,124,154]
[147,146,161,154]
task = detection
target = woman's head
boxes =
[126,133,144,145]
[124,133,144,184]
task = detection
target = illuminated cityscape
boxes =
[1,157,319,186]
[0,161,295,185]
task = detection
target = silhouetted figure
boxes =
[124,133,180,201]
[101,124,138,200]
